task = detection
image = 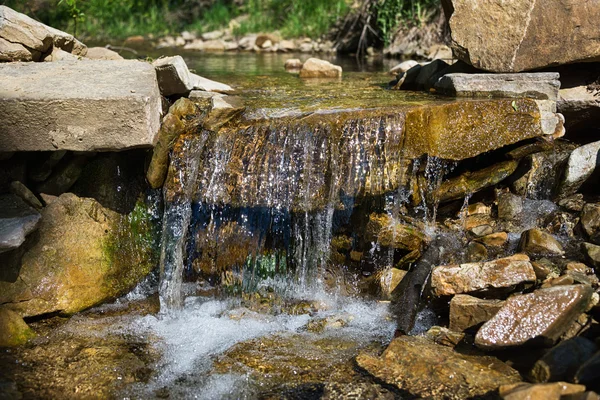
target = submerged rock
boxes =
[499,382,586,400]
[431,254,535,296]
[519,229,564,256]
[356,335,520,400]
[475,285,594,349]
[449,294,504,332]
[528,337,598,383]
[0,194,41,253]
[433,160,519,202]
[299,58,342,79]
[0,193,157,317]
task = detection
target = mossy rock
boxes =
[0,193,158,317]
[0,308,35,347]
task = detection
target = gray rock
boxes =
[582,242,600,268]
[0,194,41,253]
[529,337,598,383]
[518,229,564,256]
[435,73,560,100]
[498,192,523,222]
[558,141,600,197]
[0,36,36,61]
[0,60,162,151]
[475,285,594,349]
[10,181,42,209]
[581,203,600,245]
[153,55,194,96]
[191,73,233,93]
[0,5,52,53]
[85,47,123,60]
[449,294,504,332]
[431,254,536,296]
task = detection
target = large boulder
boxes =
[444,0,600,72]
[475,285,594,349]
[0,193,158,317]
[299,58,342,79]
[0,60,162,151]
[356,335,520,399]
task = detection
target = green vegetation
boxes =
[2,0,439,46]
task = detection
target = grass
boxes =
[2,0,439,45]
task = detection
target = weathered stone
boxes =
[0,36,35,61]
[424,326,465,347]
[0,5,52,53]
[574,351,600,388]
[475,285,594,349]
[356,335,520,400]
[468,202,491,215]
[365,213,425,251]
[0,60,162,151]
[202,39,226,51]
[581,203,600,245]
[36,154,89,195]
[541,274,575,289]
[431,254,535,296]
[378,268,407,297]
[499,382,586,400]
[0,194,41,254]
[44,25,87,55]
[519,229,564,256]
[0,308,35,347]
[465,214,495,231]
[476,232,508,247]
[532,259,559,280]
[559,194,586,212]
[43,46,79,62]
[582,242,600,269]
[445,0,600,72]
[436,73,560,100]
[9,181,42,209]
[191,73,233,93]
[511,147,573,200]
[84,47,123,60]
[558,141,600,197]
[506,141,555,160]
[433,160,519,203]
[201,30,223,41]
[299,58,342,79]
[498,191,523,222]
[153,55,194,96]
[284,58,303,71]
[470,224,493,237]
[529,337,598,383]
[255,33,280,48]
[466,241,487,262]
[203,95,245,131]
[449,294,504,332]
[0,193,157,317]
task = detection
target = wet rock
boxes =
[499,382,586,400]
[582,242,600,268]
[203,95,245,131]
[431,254,535,296]
[475,285,594,349]
[541,274,575,289]
[532,258,560,280]
[564,270,598,287]
[10,181,42,209]
[0,60,162,152]
[574,351,600,388]
[512,147,573,199]
[305,314,354,333]
[435,73,560,100]
[321,382,395,400]
[506,140,555,160]
[191,73,233,93]
[0,36,36,61]
[498,191,523,222]
[528,337,598,383]
[299,58,342,79]
[153,55,194,96]
[0,193,157,317]
[284,58,303,71]
[0,194,41,253]
[356,335,520,399]
[424,326,465,347]
[518,228,564,256]
[449,294,504,332]
[465,214,495,230]
[581,203,600,245]
[0,5,52,54]
[466,241,488,262]
[0,308,35,347]
[560,194,586,212]
[558,141,600,197]
[476,232,508,247]
[84,46,123,60]
[469,202,491,215]
[445,0,600,72]
[470,224,493,237]
[365,213,425,251]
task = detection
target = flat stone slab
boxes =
[0,194,40,253]
[475,285,594,349]
[0,60,162,151]
[434,73,560,100]
[449,294,504,332]
[431,254,536,296]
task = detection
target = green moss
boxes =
[0,309,36,347]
